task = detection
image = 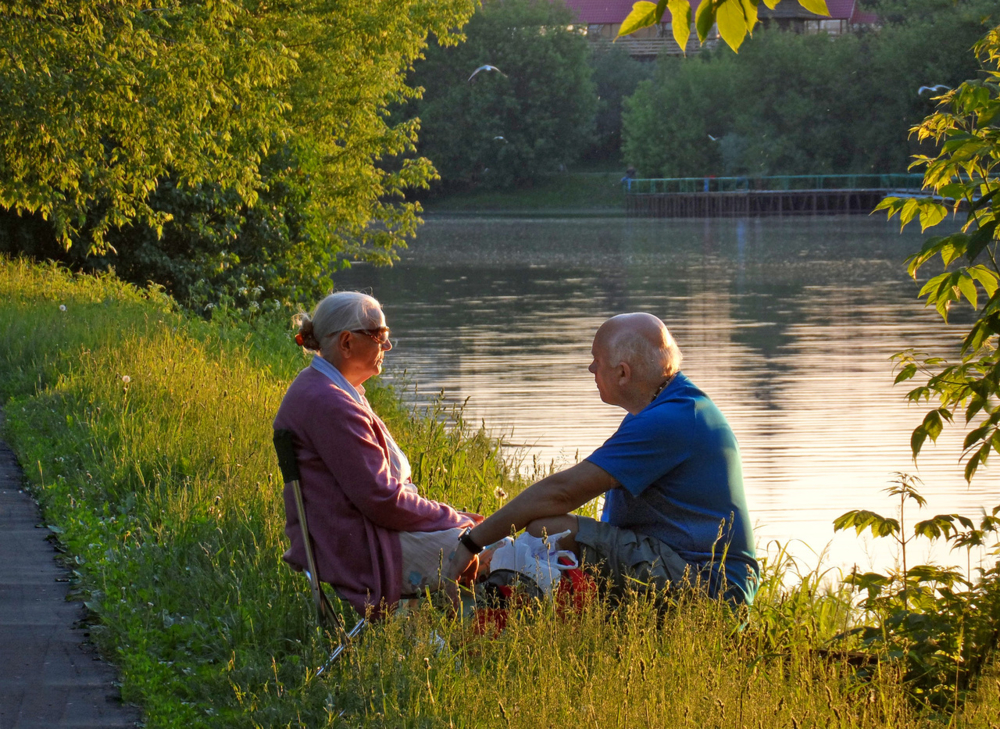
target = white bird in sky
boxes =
[708,134,719,141]
[469,64,507,82]
[493,135,507,142]
[918,84,950,95]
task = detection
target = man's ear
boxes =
[617,362,631,385]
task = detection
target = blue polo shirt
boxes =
[586,372,759,604]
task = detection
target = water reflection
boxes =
[332,216,996,575]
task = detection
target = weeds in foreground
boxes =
[1,257,999,727]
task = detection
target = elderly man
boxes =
[444,313,759,605]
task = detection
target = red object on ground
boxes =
[555,557,598,616]
[472,559,598,635]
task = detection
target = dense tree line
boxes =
[623,0,998,178]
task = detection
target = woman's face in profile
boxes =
[355,307,392,382]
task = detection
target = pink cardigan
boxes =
[274,367,473,616]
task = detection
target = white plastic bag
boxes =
[488,530,579,596]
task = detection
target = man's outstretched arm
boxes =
[442,460,616,599]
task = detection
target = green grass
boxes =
[422,172,627,215]
[1,256,999,728]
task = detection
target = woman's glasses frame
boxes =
[351,327,391,345]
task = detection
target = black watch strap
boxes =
[459,529,483,555]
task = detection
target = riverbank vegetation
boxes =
[2,256,1000,727]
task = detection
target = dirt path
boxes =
[0,414,139,728]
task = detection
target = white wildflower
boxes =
[252,286,265,295]
[494,486,508,500]
[249,301,260,311]
[59,304,67,311]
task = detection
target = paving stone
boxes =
[0,415,140,729]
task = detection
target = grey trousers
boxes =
[575,516,692,595]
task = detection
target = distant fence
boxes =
[624,174,926,195]
[624,174,927,218]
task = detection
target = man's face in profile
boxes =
[588,329,619,407]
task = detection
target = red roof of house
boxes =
[561,0,876,25]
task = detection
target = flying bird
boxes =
[707,134,719,141]
[493,135,507,142]
[469,64,507,82]
[918,84,950,95]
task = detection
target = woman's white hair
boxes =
[295,291,382,351]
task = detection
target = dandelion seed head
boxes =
[494,486,507,500]
[59,304,67,311]
[121,375,131,384]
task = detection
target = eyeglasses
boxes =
[351,327,391,345]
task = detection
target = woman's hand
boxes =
[443,541,478,608]
[457,510,484,526]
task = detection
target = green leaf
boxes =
[969,266,1000,298]
[957,272,979,310]
[667,0,692,51]
[617,1,660,38]
[919,202,948,232]
[911,425,928,457]
[796,0,830,16]
[695,0,717,43]
[923,409,944,441]
[938,184,967,200]
[900,198,920,227]
[894,364,917,384]
[716,0,749,51]
[833,510,899,538]
[740,0,759,30]
[965,220,998,262]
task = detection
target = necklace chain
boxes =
[651,375,673,403]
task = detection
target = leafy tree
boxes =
[586,46,655,164]
[622,53,735,177]
[878,26,1000,483]
[0,0,476,303]
[407,0,597,189]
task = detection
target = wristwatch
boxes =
[458,528,483,555]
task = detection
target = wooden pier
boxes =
[624,175,925,219]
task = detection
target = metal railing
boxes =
[624,174,927,195]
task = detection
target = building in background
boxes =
[565,0,879,58]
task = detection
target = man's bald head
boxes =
[595,313,682,386]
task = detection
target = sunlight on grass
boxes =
[1,256,996,727]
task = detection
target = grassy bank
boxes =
[1,257,998,728]
[422,171,627,215]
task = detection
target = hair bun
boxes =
[296,317,321,351]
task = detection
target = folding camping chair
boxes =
[273,429,366,673]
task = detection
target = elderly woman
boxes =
[274,291,481,617]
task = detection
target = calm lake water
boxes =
[332,215,998,576]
